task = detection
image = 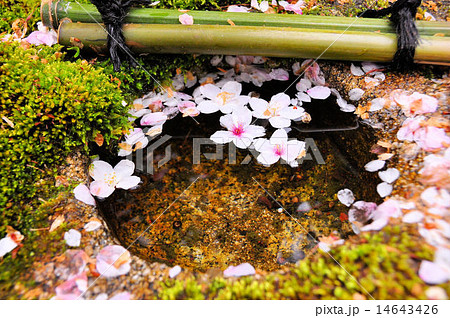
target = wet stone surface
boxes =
[97,94,381,272]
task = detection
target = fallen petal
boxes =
[223,263,255,278]
[337,189,355,207]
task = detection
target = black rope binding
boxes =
[359,0,422,72]
[89,0,150,71]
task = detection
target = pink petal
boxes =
[89,160,113,181]
[378,168,400,184]
[116,176,141,190]
[269,68,289,81]
[306,86,331,100]
[89,180,115,199]
[364,160,385,172]
[419,261,449,285]
[73,184,96,206]
[178,13,194,25]
[337,189,355,207]
[350,64,365,76]
[96,245,131,278]
[54,273,87,300]
[110,292,132,300]
[140,112,167,126]
[227,5,250,12]
[0,236,18,257]
[223,263,255,277]
[169,265,182,278]
[64,229,81,247]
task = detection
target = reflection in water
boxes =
[96,96,379,271]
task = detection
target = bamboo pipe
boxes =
[42,0,450,37]
[58,21,450,64]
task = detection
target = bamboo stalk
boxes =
[42,0,450,37]
[57,21,450,64]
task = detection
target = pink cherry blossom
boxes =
[278,1,304,14]
[250,93,304,128]
[254,129,305,166]
[198,81,249,114]
[178,101,200,117]
[24,22,57,46]
[302,60,325,85]
[361,199,401,232]
[210,107,265,149]
[89,160,140,199]
[394,92,438,117]
[54,273,88,300]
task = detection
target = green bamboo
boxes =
[57,22,450,64]
[42,0,450,37]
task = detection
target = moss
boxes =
[0,42,130,229]
[0,0,40,34]
[152,225,444,299]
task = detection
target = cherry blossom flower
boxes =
[348,201,377,234]
[414,126,450,151]
[210,107,265,149]
[96,245,131,278]
[302,60,325,85]
[419,151,450,186]
[251,0,269,12]
[395,92,438,117]
[118,128,149,157]
[254,129,305,166]
[178,13,194,25]
[278,1,304,14]
[53,273,87,300]
[269,68,289,81]
[198,81,249,114]
[250,92,304,128]
[89,160,140,199]
[24,22,57,46]
[178,101,200,117]
[361,199,401,232]
[223,263,255,277]
[73,184,96,206]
